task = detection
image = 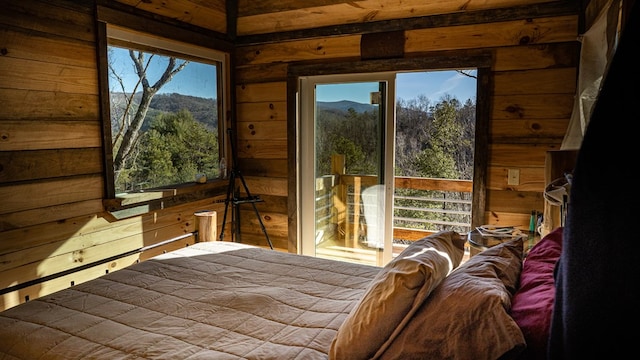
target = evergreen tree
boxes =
[118,109,218,191]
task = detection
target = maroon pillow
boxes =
[510,227,563,360]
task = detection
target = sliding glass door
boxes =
[299,73,396,266]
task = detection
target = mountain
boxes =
[150,93,218,129]
[317,100,376,113]
[109,92,218,131]
[109,94,371,134]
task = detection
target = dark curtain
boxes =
[548,1,640,358]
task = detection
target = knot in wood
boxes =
[519,36,531,45]
[506,105,525,118]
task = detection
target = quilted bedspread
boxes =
[0,242,380,359]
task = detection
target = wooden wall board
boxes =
[404,15,578,52]
[491,94,574,120]
[236,139,288,159]
[236,208,288,237]
[235,36,362,66]
[236,101,287,122]
[236,82,287,102]
[235,63,289,83]
[0,148,103,184]
[241,176,288,197]
[0,27,96,68]
[486,189,544,213]
[0,90,99,120]
[489,143,559,167]
[0,175,103,215]
[0,57,98,94]
[238,159,288,178]
[236,120,287,141]
[0,0,95,43]
[490,118,570,142]
[0,121,102,151]
[493,67,577,95]
[492,42,580,71]
[0,200,104,232]
[484,210,533,229]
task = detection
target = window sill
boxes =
[103,180,228,219]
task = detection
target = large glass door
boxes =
[299,73,395,266]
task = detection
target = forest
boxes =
[315,95,476,235]
[110,92,220,193]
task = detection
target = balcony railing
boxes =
[315,173,473,248]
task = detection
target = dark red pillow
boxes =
[510,227,563,360]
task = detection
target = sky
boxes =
[109,47,477,103]
[316,70,477,104]
[108,47,218,100]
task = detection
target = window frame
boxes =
[96,15,233,217]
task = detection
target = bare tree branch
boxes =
[112,51,189,172]
[456,70,477,79]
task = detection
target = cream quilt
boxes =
[0,242,380,359]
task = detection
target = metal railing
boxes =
[315,173,473,245]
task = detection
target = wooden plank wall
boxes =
[0,0,228,311]
[233,0,580,249]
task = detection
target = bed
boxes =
[0,230,563,359]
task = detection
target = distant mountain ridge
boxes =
[109,93,373,133]
[110,92,218,131]
[316,100,376,113]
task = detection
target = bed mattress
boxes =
[0,241,380,359]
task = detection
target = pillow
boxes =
[378,237,526,360]
[329,231,466,360]
[510,227,563,360]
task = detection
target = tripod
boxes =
[218,128,273,249]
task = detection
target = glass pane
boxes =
[313,81,386,265]
[394,70,476,237]
[107,46,220,193]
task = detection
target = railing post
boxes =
[331,154,347,244]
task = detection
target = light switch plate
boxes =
[507,169,520,185]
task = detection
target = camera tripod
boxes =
[218,128,273,249]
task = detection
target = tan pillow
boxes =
[329,231,466,360]
[378,237,526,360]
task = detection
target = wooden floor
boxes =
[315,239,471,267]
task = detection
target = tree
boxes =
[395,95,432,176]
[411,96,463,179]
[110,49,189,183]
[119,109,218,191]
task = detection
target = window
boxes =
[102,25,228,201]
